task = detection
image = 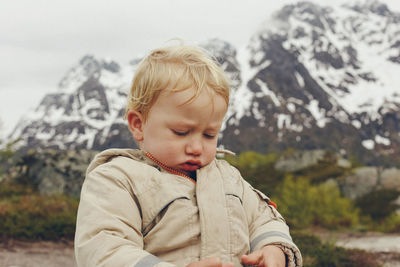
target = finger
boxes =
[241,250,262,265]
[202,257,222,267]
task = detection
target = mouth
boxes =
[180,161,202,172]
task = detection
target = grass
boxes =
[0,181,78,240]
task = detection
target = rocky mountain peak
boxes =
[79,55,102,75]
[344,0,393,16]
[200,38,237,60]
[200,38,241,90]
[8,0,400,165]
[58,55,122,94]
[272,1,334,32]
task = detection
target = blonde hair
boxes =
[124,44,230,120]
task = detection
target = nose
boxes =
[185,137,202,156]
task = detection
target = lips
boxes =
[180,160,202,172]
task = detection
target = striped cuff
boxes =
[134,254,162,267]
[250,231,293,252]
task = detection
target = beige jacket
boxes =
[75,149,302,267]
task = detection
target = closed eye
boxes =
[172,129,189,136]
[203,133,216,139]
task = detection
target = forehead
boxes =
[151,87,227,120]
[163,87,223,107]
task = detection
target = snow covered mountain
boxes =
[10,0,400,164]
[222,0,400,164]
[10,55,137,150]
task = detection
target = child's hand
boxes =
[186,257,234,267]
[241,245,285,267]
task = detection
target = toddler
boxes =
[74,44,302,267]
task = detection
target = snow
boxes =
[255,79,280,106]
[99,69,126,89]
[295,71,305,87]
[307,99,329,128]
[339,37,400,115]
[284,2,400,122]
[253,50,265,65]
[362,139,375,150]
[222,45,255,131]
[375,134,391,146]
[287,102,296,113]
[59,65,89,94]
[252,102,264,120]
[276,113,303,132]
[36,128,55,140]
[288,97,304,105]
[277,114,290,129]
[64,128,79,143]
[351,120,362,129]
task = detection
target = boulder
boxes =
[379,168,400,191]
[341,167,378,199]
[274,149,351,172]
[274,150,326,172]
[2,149,97,198]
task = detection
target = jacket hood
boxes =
[86,148,152,175]
[86,148,235,176]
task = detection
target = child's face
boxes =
[129,87,227,177]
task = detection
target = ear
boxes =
[127,110,144,142]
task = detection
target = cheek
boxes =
[147,136,184,156]
[203,140,218,162]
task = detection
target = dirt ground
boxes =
[1,232,400,267]
[313,230,400,267]
[0,239,76,267]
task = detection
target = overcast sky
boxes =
[1,0,400,137]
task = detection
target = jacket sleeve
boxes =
[241,177,303,267]
[74,160,175,267]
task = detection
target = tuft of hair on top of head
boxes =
[124,40,230,121]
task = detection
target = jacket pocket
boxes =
[135,175,193,232]
[225,193,250,258]
[141,195,200,257]
[141,196,190,237]
[136,178,199,256]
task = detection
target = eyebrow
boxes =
[169,121,221,131]
[169,121,196,128]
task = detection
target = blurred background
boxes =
[1,0,400,266]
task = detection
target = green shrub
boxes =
[0,139,20,180]
[0,193,78,240]
[0,139,19,161]
[0,181,33,198]
[355,189,400,221]
[362,212,400,233]
[225,151,283,196]
[273,176,359,229]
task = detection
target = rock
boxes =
[38,167,66,196]
[274,149,326,172]
[379,168,400,191]
[337,158,351,168]
[274,149,352,172]
[341,167,378,199]
[2,149,97,198]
